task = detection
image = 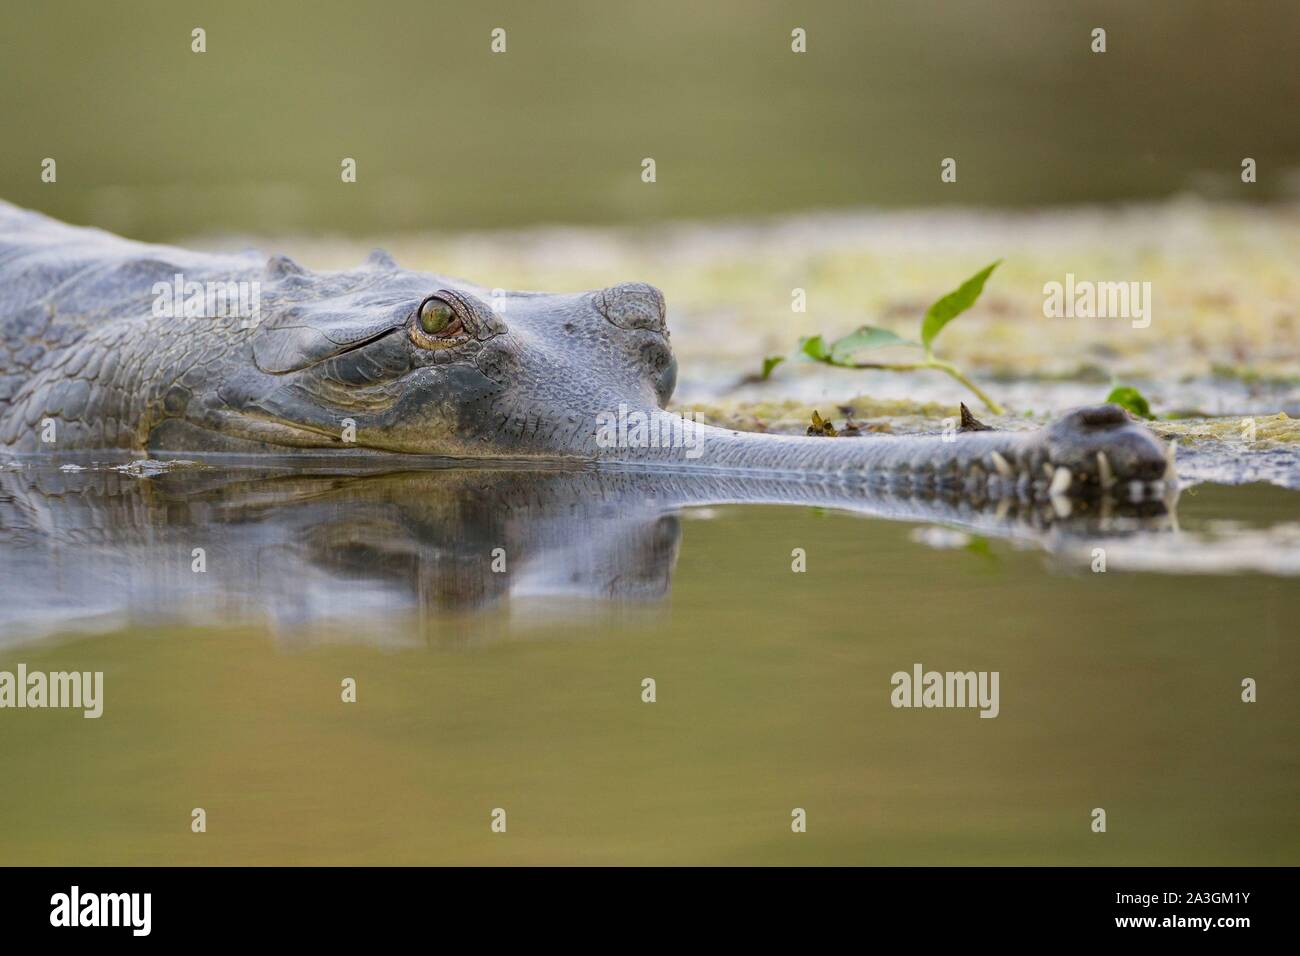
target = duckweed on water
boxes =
[674,395,977,436]
[1154,412,1300,447]
[674,398,1300,449]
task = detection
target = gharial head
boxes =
[163,252,677,457]
[156,250,1176,501]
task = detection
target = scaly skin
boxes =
[0,202,1175,499]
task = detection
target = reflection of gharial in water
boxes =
[0,202,1175,500]
[0,461,1174,646]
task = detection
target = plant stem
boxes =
[846,358,1005,415]
[929,360,1005,415]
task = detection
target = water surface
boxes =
[0,459,1295,864]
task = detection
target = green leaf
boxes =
[797,334,831,362]
[828,325,920,364]
[920,260,1001,353]
[1105,385,1154,420]
[760,355,785,380]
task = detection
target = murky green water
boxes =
[0,462,1295,864]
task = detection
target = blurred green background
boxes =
[2,0,1297,240]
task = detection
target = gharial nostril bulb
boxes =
[600,283,667,331]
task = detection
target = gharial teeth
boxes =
[1096,452,1116,490]
[990,451,1014,479]
[1042,463,1054,482]
[1048,466,1073,496]
[1164,440,1178,481]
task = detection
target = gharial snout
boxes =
[1042,404,1176,494]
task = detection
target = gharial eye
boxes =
[419,297,455,335]
[409,292,472,351]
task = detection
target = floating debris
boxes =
[959,402,994,432]
[115,459,202,478]
[806,410,837,437]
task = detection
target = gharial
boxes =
[0,201,1175,500]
